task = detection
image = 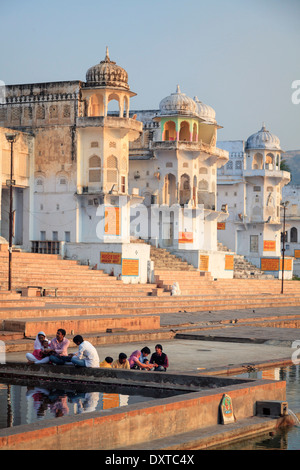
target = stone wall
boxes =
[0,368,286,450]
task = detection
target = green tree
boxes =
[280,159,291,172]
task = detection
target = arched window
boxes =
[163,121,176,141]
[107,93,120,116]
[265,153,274,169]
[252,153,263,170]
[89,155,101,183]
[56,173,69,193]
[88,94,104,117]
[179,121,190,141]
[163,173,176,205]
[36,105,45,120]
[179,173,191,205]
[291,227,298,243]
[35,177,45,193]
[107,155,118,185]
[198,179,209,191]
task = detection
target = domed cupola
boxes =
[194,96,216,124]
[85,47,130,90]
[245,124,281,151]
[159,85,197,117]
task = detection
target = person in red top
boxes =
[150,344,169,372]
[26,332,51,364]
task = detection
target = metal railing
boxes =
[31,241,60,255]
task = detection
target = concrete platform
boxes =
[6,333,295,373]
[3,314,160,336]
[0,362,287,450]
[2,306,298,452]
[176,326,300,347]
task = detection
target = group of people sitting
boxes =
[26,329,169,372]
[100,346,169,372]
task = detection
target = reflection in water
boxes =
[0,384,143,429]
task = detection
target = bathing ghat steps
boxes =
[217,241,274,279]
[1,248,300,351]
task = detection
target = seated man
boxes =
[71,335,100,368]
[150,344,169,371]
[112,353,130,369]
[48,329,70,365]
[128,347,154,370]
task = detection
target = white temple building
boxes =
[281,184,300,276]
[128,86,233,279]
[0,49,294,281]
[217,125,292,278]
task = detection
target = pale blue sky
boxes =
[1,0,300,149]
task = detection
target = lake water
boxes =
[2,365,300,449]
[0,381,181,429]
[210,364,300,450]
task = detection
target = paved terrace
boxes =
[6,306,300,372]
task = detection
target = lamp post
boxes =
[5,133,19,291]
[281,201,289,294]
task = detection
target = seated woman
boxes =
[26,332,51,364]
[128,347,154,370]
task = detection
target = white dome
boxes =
[194,96,216,123]
[159,85,197,117]
[86,47,129,90]
[246,124,281,151]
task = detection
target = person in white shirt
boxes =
[70,335,100,368]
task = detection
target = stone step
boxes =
[0,257,88,266]
[2,278,113,289]
[0,291,22,300]
[217,241,231,252]
[2,314,160,337]
[4,328,176,353]
[232,254,273,279]
[41,293,300,309]
[149,245,197,272]
[0,331,25,342]
[0,304,125,320]
[0,279,121,289]
[122,298,300,315]
[0,269,112,278]
[0,299,47,308]
[0,269,118,278]
[29,287,155,298]
[214,279,300,288]
[154,274,208,281]
[0,251,61,259]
